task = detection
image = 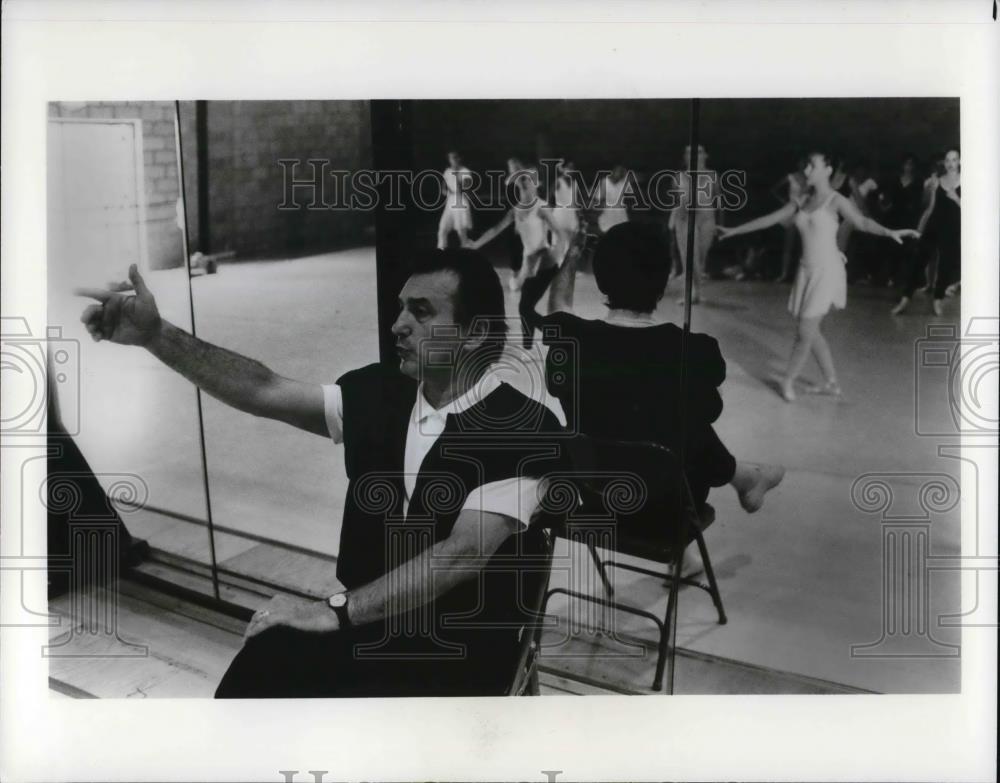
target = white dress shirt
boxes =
[322,371,544,528]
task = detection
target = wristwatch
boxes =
[326,591,351,629]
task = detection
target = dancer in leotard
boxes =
[473,168,552,292]
[718,151,919,402]
[472,167,587,348]
[670,145,718,304]
[504,157,527,273]
[914,147,961,317]
[437,151,474,249]
[540,170,581,311]
[888,154,929,315]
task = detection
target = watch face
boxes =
[328,593,347,609]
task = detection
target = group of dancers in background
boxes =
[435,144,960,403]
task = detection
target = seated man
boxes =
[78,248,562,698]
[525,221,784,515]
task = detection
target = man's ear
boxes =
[461,317,489,354]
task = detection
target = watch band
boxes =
[327,592,352,629]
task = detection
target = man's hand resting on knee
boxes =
[244,594,339,641]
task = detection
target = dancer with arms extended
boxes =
[718,151,918,402]
[472,166,586,348]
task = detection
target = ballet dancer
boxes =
[718,151,919,402]
[471,166,551,293]
[894,148,960,317]
[885,154,927,313]
[669,144,719,304]
[596,164,631,234]
[437,151,474,249]
[504,157,527,273]
[472,166,586,349]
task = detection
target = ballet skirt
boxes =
[788,191,847,318]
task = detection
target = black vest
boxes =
[336,363,562,636]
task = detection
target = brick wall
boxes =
[179,100,373,259]
[49,101,184,270]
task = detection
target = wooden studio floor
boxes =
[48,246,968,697]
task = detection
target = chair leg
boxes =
[526,663,540,695]
[694,530,727,625]
[653,550,684,693]
[587,541,614,599]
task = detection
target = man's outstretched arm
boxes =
[77,264,329,436]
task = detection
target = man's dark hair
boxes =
[408,247,509,366]
[592,221,671,314]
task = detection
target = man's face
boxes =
[391,270,467,381]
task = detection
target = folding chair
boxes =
[541,434,726,692]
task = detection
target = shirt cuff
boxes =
[462,477,546,529]
[322,382,344,444]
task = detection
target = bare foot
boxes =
[737,463,786,513]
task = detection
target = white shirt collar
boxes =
[413,369,502,425]
[605,309,658,327]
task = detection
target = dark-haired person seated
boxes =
[77,248,562,698]
[526,221,785,518]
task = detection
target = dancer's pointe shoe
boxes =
[780,381,796,403]
[804,380,843,397]
[891,296,910,316]
[945,282,960,297]
[933,299,945,316]
[737,463,786,514]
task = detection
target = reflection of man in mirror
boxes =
[77,247,561,698]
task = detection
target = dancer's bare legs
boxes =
[782,315,820,401]
[807,330,840,394]
[436,211,453,250]
[674,222,713,303]
[510,248,543,291]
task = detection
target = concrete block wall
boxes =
[179,101,373,259]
